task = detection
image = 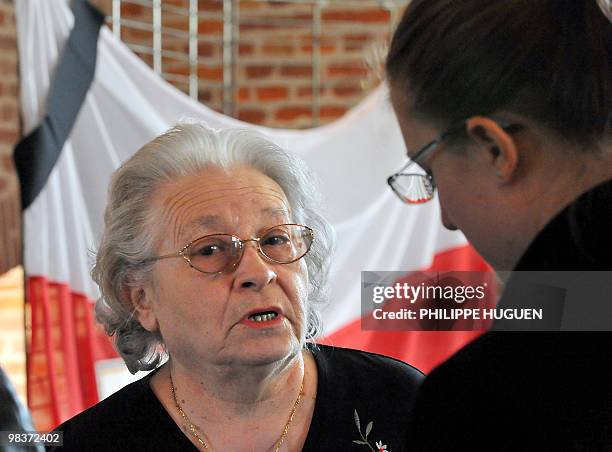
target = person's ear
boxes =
[466,116,519,183]
[125,283,159,332]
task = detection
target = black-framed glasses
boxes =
[147,223,314,274]
[387,118,524,204]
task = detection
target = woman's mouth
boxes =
[242,309,283,328]
[248,311,278,322]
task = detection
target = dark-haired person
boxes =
[385,0,612,449]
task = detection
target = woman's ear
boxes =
[125,284,159,332]
[466,116,519,183]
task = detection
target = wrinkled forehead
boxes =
[149,165,293,246]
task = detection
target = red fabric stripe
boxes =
[26,277,118,431]
[54,282,83,416]
[320,244,492,374]
[30,278,62,427]
[73,292,101,409]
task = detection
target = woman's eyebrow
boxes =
[190,215,222,229]
[261,206,291,218]
[178,215,222,242]
[180,208,291,240]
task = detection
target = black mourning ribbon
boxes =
[13,0,104,210]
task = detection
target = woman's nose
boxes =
[231,241,277,290]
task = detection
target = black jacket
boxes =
[406,179,612,451]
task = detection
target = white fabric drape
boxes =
[15,0,469,336]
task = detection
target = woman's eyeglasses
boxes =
[147,223,314,274]
[388,118,523,204]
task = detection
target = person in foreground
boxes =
[386,0,612,449]
[52,122,423,451]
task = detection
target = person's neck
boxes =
[168,350,305,420]
[534,149,612,228]
[484,145,612,271]
[498,147,612,271]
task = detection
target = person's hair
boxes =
[386,0,612,150]
[92,121,335,373]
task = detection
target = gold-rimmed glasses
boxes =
[147,223,314,274]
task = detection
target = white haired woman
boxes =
[51,122,423,451]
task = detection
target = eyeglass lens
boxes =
[185,224,313,273]
[391,174,435,204]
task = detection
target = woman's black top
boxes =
[52,345,424,451]
[405,179,612,450]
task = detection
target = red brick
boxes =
[333,84,362,98]
[262,43,294,56]
[238,1,267,10]
[197,64,223,81]
[320,105,348,119]
[297,86,312,98]
[246,65,273,79]
[164,0,188,7]
[0,128,18,144]
[296,86,324,99]
[163,14,190,32]
[121,3,144,16]
[0,35,16,50]
[275,106,312,121]
[3,155,14,171]
[327,63,367,78]
[199,19,223,35]
[344,33,370,43]
[165,63,190,77]
[135,52,154,68]
[198,90,213,102]
[256,86,288,101]
[344,34,375,52]
[280,65,311,77]
[164,37,190,54]
[322,9,390,23]
[122,27,153,44]
[345,42,368,52]
[239,22,280,32]
[300,43,336,54]
[300,36,336,55]
[237,87,250,102]
[0,103,17,122]
[239,43,254,56]
[199,0,223,12]
[292,13,313,21]
[238,109,266,124]
[198,42,215,57]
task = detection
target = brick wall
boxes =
[0,0,19,274]
[112,0,403,128]
[0,0,24,404]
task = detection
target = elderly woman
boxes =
[385,0,612,449]
[52,122,423,451]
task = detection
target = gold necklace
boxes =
[169,370,305,452]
